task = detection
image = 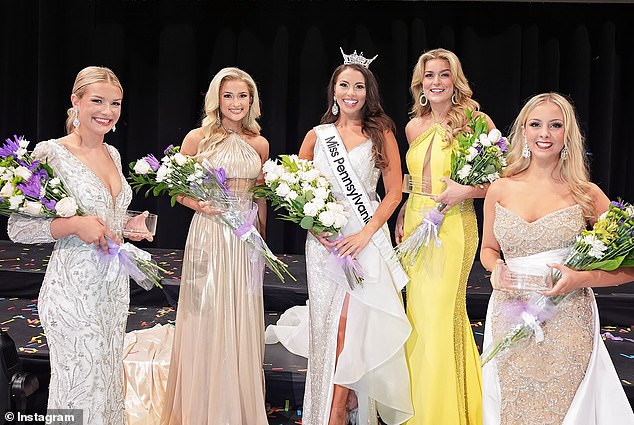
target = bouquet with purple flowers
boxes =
[396,110,508,268]
[129,145,294,282]
[0,135,165,289]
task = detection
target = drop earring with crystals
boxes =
[72,108,80,128]
[522,138,531,158]
[112,124,116,133]
[331,96,339,116]
[560,145,569,160]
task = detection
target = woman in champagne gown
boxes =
[395,49,494,425]
[480,92,634,424]
[296,54,413,425]
[160,67,270,425]
[7,66,152,424]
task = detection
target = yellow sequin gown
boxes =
[403,124,482,425]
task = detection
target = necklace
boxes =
[431,110,447,125]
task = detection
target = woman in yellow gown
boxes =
[395,48,495,425]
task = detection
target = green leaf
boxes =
[300,216,314,230]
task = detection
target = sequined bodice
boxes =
[312,138,380,201]
[494,203,585,259]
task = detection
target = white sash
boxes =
[314,124,409,289]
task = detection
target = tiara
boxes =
[340,47,378,68]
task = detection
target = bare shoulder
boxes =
[405,117,428,144]
[244,133,270,161]
[181,128,205,155]
[486,177,513,201]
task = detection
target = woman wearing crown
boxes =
[293,48,413,425]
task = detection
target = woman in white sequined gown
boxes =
[296,58,413,425]
[7,67,151,424]
[480,93,634,425]
[160,67,270,425]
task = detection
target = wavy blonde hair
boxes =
[505,92,594,220]
[410,48,481,142]
[196,67,261,156]
[65,66,123,134]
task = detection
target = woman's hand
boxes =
[434,177,473,212]
[197,200,223,216]
[71,216,116,252]
[123,211,154,242]
[333,228,373,259]
[310,230,337,250]
[490,259,514,292]
[395,204,406,244]
[541,263,589,297]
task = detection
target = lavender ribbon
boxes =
[101,237,155,291]
[325,234,365,290]
[233,207,258,240]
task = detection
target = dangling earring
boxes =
[419,93,428,107]
[216,109,221,127]
[111,124,116,133]
[331,96,339,116]
[451,92,458,105]
[72,108,80,128]
[522,137,531,158]
[560,145,569,160]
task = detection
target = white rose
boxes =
[311,197,325,211]
[155,165,170,182]
[487,128,502,145]
[465,147,479,162]
[55,196,78,217]
[458,164,472,180]
[333,213,348,229]
[280,172,298,184]
[303,201,320,217]
[486,172,500,182]
[173,152,187,166]
[262,159,278,175]
[14,166,32,181]
[264,170,280,184]
[0,182,15,197]
[317,177,329,188]
[479,134,491,147]
[318,210,336,227]
[20,200,43,217]
[49,177,60,188]
[133,158,152,174]
[326,202,346,214]
[287,190,298,200]
[275,182,291,197]
[9,194,25,210]
[313,186,329,200]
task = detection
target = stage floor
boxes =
[1,240,633,424]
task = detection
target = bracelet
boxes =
[477,184,485,190]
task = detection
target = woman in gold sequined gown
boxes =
[160,68,270,425]
[395,49,494,425]
[481,93,634,425]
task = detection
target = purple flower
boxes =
[41,198,56,211]
[0,135,22,157]
[17,176,42,198]
[212,168,230,194]
[144,154,160,172]
[496,137,509,152]
[163,144,175,155]
[611,200,624,209]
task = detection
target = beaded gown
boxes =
[482,203,634,424]
[8,140,132,425]
[402,124,482,425]
[298,134,413,424]
[160,133,267,425]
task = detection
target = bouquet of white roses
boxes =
[0,135,165,289]
[396,110,508,267]
[253,154,364,289]
[129,145,294,283]
[481,200,634,366]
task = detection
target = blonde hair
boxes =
[65,66,123,134]
[505,93,594,220]
[197,67,261,156]
[410,48,481,141]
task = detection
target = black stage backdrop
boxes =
[1,0,633,254]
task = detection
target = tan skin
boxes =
[480,101,634,296]
[298,67,403,424]
[394,58,495,244]
[49,82,152,252]
[177,79,269,235]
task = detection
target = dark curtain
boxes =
[1,0,633,254]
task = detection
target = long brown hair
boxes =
[320,64,395,169]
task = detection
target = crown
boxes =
[340,47,378,68]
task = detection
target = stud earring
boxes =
[522,138,531,158]
[419,93,428,107]
[331,96,339,116]
[560,145,569,160]
[72,108,80,128]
